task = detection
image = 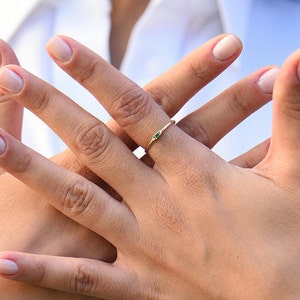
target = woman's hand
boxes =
[0,33,270,299]
[0,34,296,299]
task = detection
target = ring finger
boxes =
[46,34,242,166]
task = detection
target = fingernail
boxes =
[0,68,23,94]
[0,259,18,275]
[48,36,73,62]
[0,136,6,155]
[213,34,241,61]
[297,62,300,81]
[257,67,279,94]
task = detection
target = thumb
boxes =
[263,49,300,183]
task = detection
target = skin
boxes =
[0,35,297,299]
[0,33,273,299]
[0,40,115,300]
[0,2,276,298]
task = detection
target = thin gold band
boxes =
[145,120,176,153]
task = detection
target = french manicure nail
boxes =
[213,34,241,61]
[0,68,23,94]
[0,259,18,275]
[48,36,73,62]
[258,67,279,94]
[0,136,6,155]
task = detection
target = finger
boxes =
[177,67,278,149]
[0,65,154,199]
[0,252,134,299]
[46,34,242,166]
[143,33,242,117]
[106,34,243,152]
[264,49,300,180]
[0,130,136,245]
[230,139,270,168]
[0,40,23,140]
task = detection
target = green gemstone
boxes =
[153,130,162,140]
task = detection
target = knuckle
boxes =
[61,179,93,217]
[188,58,215,84]
[30,261,46,286]
[75,121,110,159]
[13,151,33,174]
[111,88,151,129]
[147,84,176,116]
[28,87,51,114]
[70,262,97,294]
[76,59,98,87]
[178,117,213,147]
[227,89,251,117]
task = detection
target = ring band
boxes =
[145,120,176,153]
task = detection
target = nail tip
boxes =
[258,67,280,94]
[213,34,241,61]
[0,259,19,275]
[0,68,24,94]
[48,36,73,63]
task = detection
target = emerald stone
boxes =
[153,130,162,140]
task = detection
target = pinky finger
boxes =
[0,252,134,299]
[230,139,270,168]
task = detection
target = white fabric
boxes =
[1,0,300,160]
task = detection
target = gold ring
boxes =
[145,120,176,153]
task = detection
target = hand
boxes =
[1,33,267,263]
[0,35,294,299]
[0,34,268,299]
[0,34,260,299]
